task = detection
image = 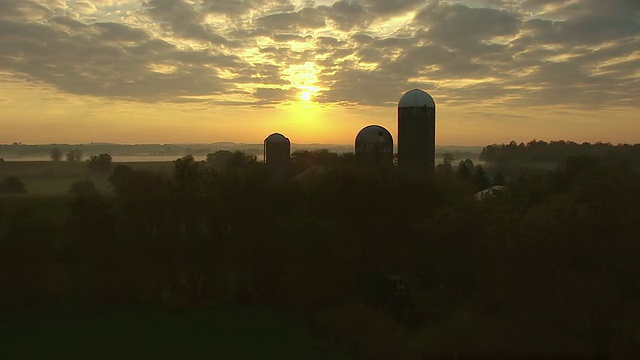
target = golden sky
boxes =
[0,0,638,145]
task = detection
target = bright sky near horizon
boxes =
[0,0,638,145]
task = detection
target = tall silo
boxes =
[264,133,290,179]
[355,125,394,166]
[397,89,436,173]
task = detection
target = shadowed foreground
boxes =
[2,150,640,358]
[0,307,348,360]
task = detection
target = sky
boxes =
[0,0,638,145]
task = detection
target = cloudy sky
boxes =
[1,0,638,145]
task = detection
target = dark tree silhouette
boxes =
[457,159,474,180]
[50,147,62,161]
[0,176,26,194]
[66,149,83,162]
[69,179,98,196]
[87,153,113,172]
[472,164,491,190]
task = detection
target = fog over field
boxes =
[0,143,484,162]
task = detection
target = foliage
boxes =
[68,179,98,196]
[2,150,640,358]
[0,176,26,194]
[290,149,355,174]
[66,149,83,162]
[480,140,640,168]
[50,148,62,161]
[87,153,113,173]
[205,150,257,173]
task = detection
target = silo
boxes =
[397,89,436,173]
[264,133,290,179]
[355,125,394,166]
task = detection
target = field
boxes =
[0,161,175,197]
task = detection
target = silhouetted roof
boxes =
[398,89,435,108]
[355,125,393,145]
[475,185,506,200]
[264,133,290,143]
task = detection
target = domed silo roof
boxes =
[265,133,290,143]
[355,125,393,147]
[398,89,435,108]
[355,125,394,166]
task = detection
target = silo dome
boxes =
[355,125,394,166]
[356,125,393,145]
[398,89,435,109]
[265,133,289,143]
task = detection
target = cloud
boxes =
[415,1,522,46]
[0,0,637,110]
[315,0,639,108]
[0,6,238,101]
[143,0,230,45]
[201,0,294,17]
[255,7,326,31]
[0,0,54,21]
[325,0,425,31]
[253,87,297,104]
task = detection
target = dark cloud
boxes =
[325,0,368,31]
[253,87,296,104]
[415,1,522,46]
[143,0,230,45]
[363,0,425,16]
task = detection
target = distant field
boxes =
[0,161,175,197]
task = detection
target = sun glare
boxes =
[299,91,312,101]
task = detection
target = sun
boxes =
[299,91,312,101]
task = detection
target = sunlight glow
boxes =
[299,91,312,101]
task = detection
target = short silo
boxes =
[355,125,394,166]
[397,89,436,173]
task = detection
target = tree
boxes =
[206,150,257,173]
[87,153,113,172]
[66,149,83,162]
[436,153,454,175]
[0,176,26,194]
[206,150,233,171]
[472,164,491,190]
[50,148,62,161]
[108,165,134,189]
[69,179,98,196]
[457,159,474,180]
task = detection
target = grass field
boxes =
[0,307,350,360]
[0,161,175,197]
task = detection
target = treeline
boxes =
[1,151,639,358]
[480,140,640,168]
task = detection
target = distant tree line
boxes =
[1,149,639,358]
[480,140,640,168]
